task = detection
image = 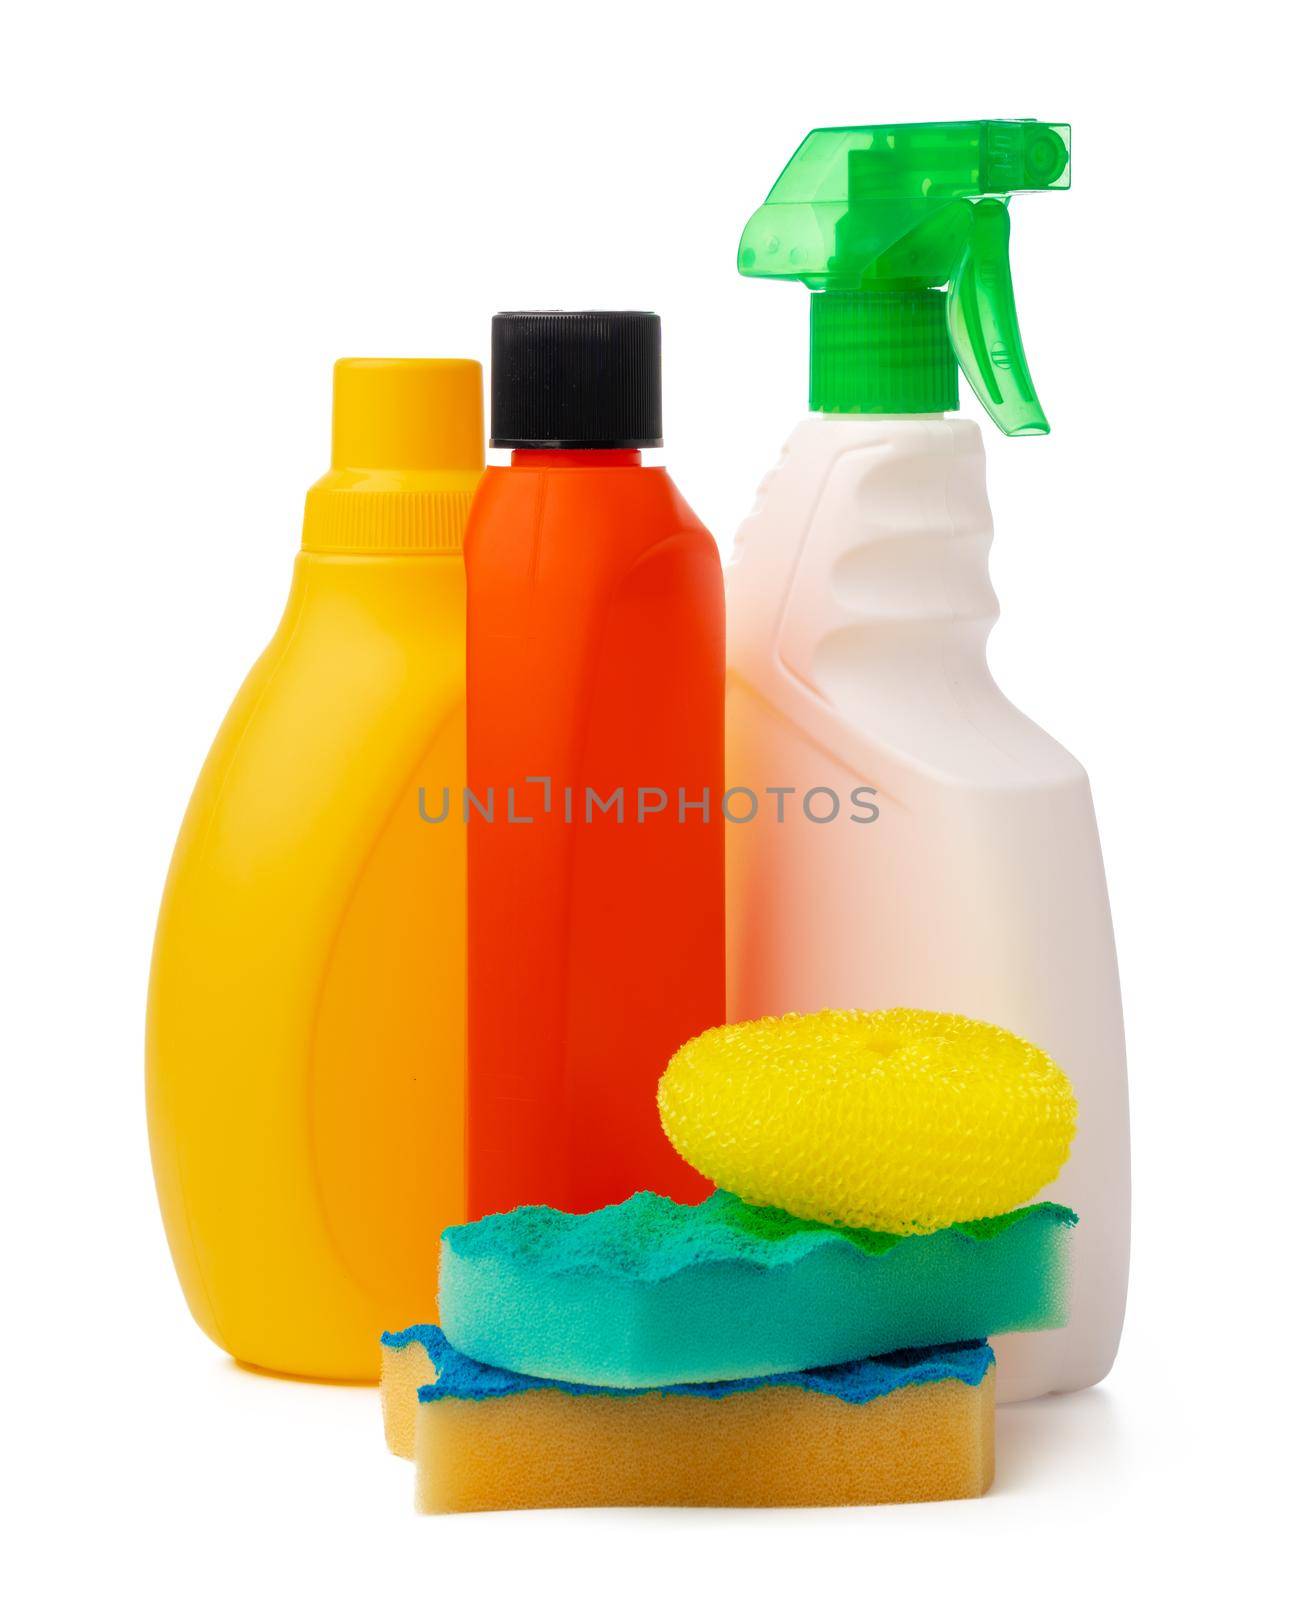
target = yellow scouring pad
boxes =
[658,1008,1077,1234]
[407,1326,995,1512]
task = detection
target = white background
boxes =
[2,3,1285,1594]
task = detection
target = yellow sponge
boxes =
[412,1327,995,1512]
[380,1330,437,1459]
[658,1009,1077,1234]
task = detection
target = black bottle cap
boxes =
[490,311,663,449]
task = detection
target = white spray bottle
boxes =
[727,120,1128,1401]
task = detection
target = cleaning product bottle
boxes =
[728,122,1128,1402]
[147,358,482,1381]
[466,312,725,1219]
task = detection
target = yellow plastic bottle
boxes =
[147,358,481,1380]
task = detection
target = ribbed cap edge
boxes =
[302,484,475,553]
[810,290,958,415]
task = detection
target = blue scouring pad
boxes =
[401,1321,995,1404]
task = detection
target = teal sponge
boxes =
[439,1190,1074,1387]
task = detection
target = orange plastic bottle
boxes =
[466,313,725,1218]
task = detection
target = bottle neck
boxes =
[809,289,959,417]
[509,449,643,469]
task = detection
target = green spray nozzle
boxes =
[739,121,1071,435]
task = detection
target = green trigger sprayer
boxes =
[738,119,1071,434]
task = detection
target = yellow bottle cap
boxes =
[303,358,483,553]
